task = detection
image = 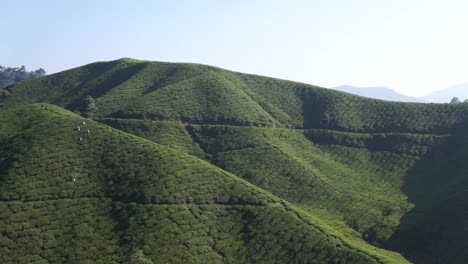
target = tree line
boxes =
[450,97,468,103]
[0,65,46,88]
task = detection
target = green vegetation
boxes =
[0,65,46,89]
[83,95,98,117]
[2,58,468,263]
[0,104,405,263]
[98,118,204,157]
[108,119,468,264]
[4,58,468,133]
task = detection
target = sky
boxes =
[2,0,468,97]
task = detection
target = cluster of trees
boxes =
[0,65,46,98]
[450,97,468,103]
[0,65,46,88]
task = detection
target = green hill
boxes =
[106,118,468,263]
[3,58,468,132]
[0,104,406,263]
[1,58,468,263]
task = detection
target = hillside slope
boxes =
[0,104,406,263]
[107,118,468,263]
[2,58,468,263]
[2,58,468,133]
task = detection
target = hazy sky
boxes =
[3,0,468,97]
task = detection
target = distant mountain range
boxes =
[333,84,468,103]
[332,85,424,102]
[421,82,468,103]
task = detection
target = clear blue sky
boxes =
[3,0,468,97]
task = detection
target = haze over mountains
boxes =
[421,82,468,103]
[332,86,424,103]
[1,58,468,263]
[333,84,468,103]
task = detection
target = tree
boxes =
[0,65,46,88]
[84,96,98,117]
[34,68,46,76]
[0,89,10,98]
[450,97,460,104]
[130,249,153,264]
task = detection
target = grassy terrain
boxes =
[2,58,468,263]
[0,104,407,263]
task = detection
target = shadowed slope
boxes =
[386,133,468,263]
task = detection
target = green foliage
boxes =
[2,58,468,263]
[0,89,10,98]
[99,118,204,157]
[83,95,98,117]
[0,104,403,263]
[3,59,468,134]
[130,249,153,264]
[0,65,46,88]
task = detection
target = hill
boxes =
[105,118,468,264]
[332,85,424,103]
[2,58,468,263]
[421,82,468,103]
[2,58,468,133]
[0,104,405,263]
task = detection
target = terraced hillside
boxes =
[103,118,468,264]
[0,104,406,263]
[1,58,468,263]
[2,58,468,132]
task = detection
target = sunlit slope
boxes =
[0,104,407,263]
[3,58,468,132]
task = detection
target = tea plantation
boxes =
[0,104,405,263]
[1,58,468,263]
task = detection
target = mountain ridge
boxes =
[421,82,468,103]
[332,85,424,103]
